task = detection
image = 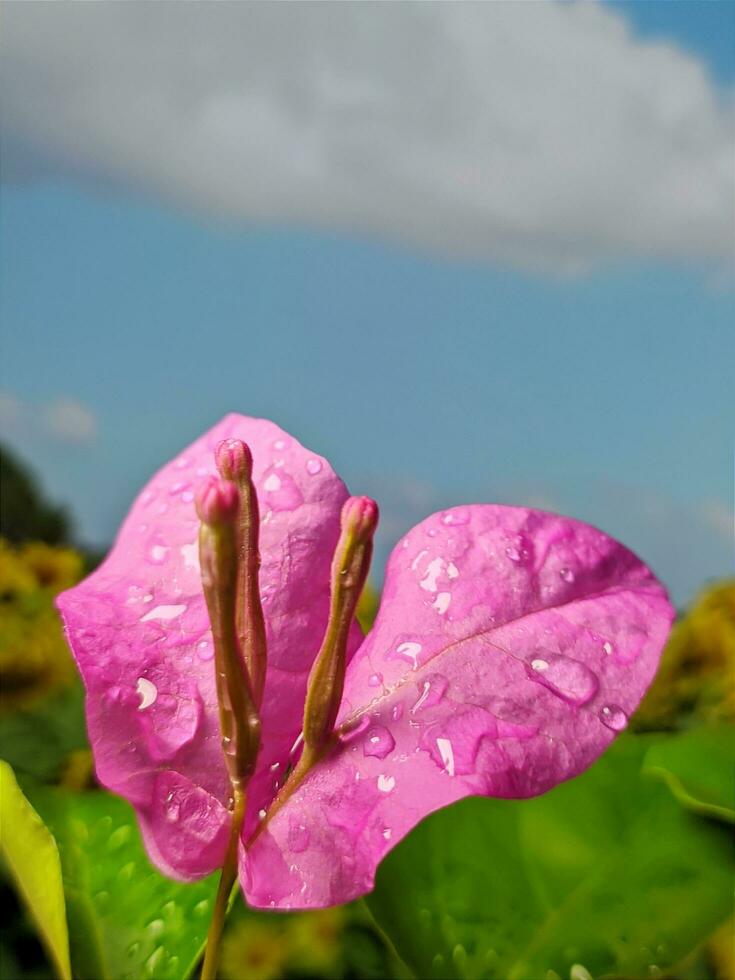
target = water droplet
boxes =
[446,561,459,579]
[411,674,449,712]
[181,490,194,503]
[107,826,131,851]
[363,726,395,759]
[169,480,190,495]
[306,458,322,475]
[436,737,455,776]
[602,640,614,655]
[383,827,392,840]
[140,603,187,623]
[148,544,168,565]
[442,510,470,526]
[258,808,267,820]
[599,704,628,731]
[391,703,404,722]
[273,439,287,450]
[288,818,310,852]
[164,793,180,823]
[197,639,213,661]
[420,557,444,592]
[118,861,136,882]
[527,654,598,706]
[145,947,166,975]
[395,641,422,668]
[136,677,158,710]
[505,536,531,564]
[559,567,575,583]
[433,592,451,615]
[146,918,165,939]
[377,774,396,793]
[174,456,189,470]
[262,467,303,511]
[570,966,593,980]
[368,673,383,687]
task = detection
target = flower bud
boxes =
[195,477,239,526]
[215,439,253,483]
[340,496,379,539]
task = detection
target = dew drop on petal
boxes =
[436,737,455,776]
[599,704,628,731]
[306,458,322,475]
[559,567,575,583]
[197,639,213,661]
[287,818,310,852]
[164,791,180,823]
[527,654,598,706]
[368,673,383,688]
[148,545,168,565]
[136,677,158,710]
[377,774,396,793]
[383,828,392,840]
[433,592,451,615]
[442,510,470,526]
[391,703,404,722]
[411,674,449,713]
[363,726,395,760]
[395,641,422,668]
[602,640,614,656]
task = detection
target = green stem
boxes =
[200,789,246,980]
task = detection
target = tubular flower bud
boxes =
[197,478,261,792]
[215,438,253,484]
[215,438,267,709]
[300,495,379,767]
[195,476,240,526]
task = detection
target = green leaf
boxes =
[366,733,734,980]
[0,681,89,783]
[0,761,72,980]
[24,784,218,980]
[643,724,735,822]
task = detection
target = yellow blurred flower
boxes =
[0,538,82,712]
[635,580,735,729]
[220,918,288,980]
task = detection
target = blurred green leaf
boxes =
[0,681,88,783]
[0,762,71,980]
[366,734,734,980]
[24,784,218,980]
[643,725,735,822]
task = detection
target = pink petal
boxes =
[57,414,359,880]
[243,505,673,908]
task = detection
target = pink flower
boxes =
[57,414,673,910]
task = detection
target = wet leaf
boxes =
[366,733,734,980]
[643,724,735,822]
[25,784,218,980]
[0,761,71,980]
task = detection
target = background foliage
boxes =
[1,443,733,980]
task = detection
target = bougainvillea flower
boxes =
[58,414,674,910]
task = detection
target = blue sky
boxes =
[1,1,733,606]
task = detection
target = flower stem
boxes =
[200,788,246,980]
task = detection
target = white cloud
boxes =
[42,398,97,444]
[0,391,97,445]
[0,391,23,435]
[1,2,733,274]
[701,499,733,540]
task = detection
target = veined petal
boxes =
[243,505,674,908]
[56,414,360,880]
